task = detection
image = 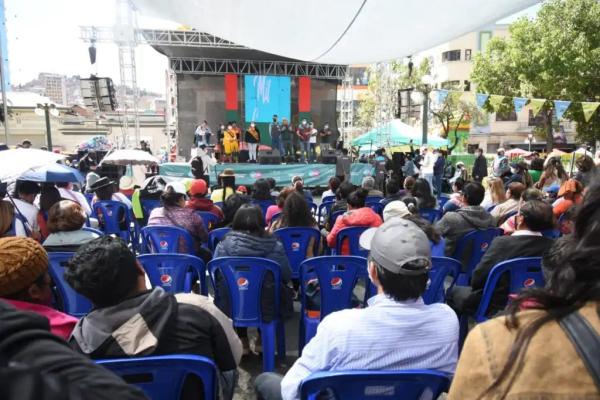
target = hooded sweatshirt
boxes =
[436,206,496,256]
[327,207,383,254]
[69,287,239,372]
[186,197,224,219]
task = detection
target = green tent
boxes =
[352,119,448,148]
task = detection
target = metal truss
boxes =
[170,57,347,80]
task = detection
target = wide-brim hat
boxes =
[89,176,115,192]
[219,169,236,178]
[119,175,135,190]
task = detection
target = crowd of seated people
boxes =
[1,147,599,400]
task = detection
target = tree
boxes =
[471,0,600,151]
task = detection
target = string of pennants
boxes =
[435,89,600,123]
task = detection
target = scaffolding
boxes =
[374,62,398,150]
[339,72,354,149]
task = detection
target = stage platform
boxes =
[160,162,373,187]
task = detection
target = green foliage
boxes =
[471,0,600,145]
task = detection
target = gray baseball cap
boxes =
[359,219,431,275]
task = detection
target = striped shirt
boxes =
[281,294,459,400]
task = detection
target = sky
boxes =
[5,0,542,96]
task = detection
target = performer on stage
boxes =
[309,122,318,162]
[245,122,261,162]
[215,123,225,162]
[296,119,311,163]
[269,115,283,157]
[223,123,238,163]
[281,118,294,160]
[319,122,333,152]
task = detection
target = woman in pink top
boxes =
[266,187,294,227]
[0,237,77,340]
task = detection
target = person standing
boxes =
[472,148,488,182]
[193,123,203,147]
[245,122,260,163]
[280,118,294,160]
[492,148,510,178]
[336,148,352,182]
[269,115,283,158]
[420,147,436,194]
[296,119,311,163]
[223,124,239,163]
[308,122,318,162]
[319,122,333,152]
[216,123,226,162]
[232,121,242,152]
[433,149,445,196]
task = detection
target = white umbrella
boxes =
[574,147,593,157]
[100,149,159,166]
[0,149,66,182]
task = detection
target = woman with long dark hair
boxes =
[448,176,600,399]
[410,178,438,210]
[252,178,273,201]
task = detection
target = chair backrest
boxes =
[92,200,133,241]
[299,256,368,319]
[365,196,383,203]
[82,226,104,236]
[208,257,281,326]
[474,257,544,322]
[309,202,318,217]
[300,369,451,400]
[141,225,195,255]
[541,229,560,238]
[452,228,503,285]
[486,205,497,213]
[438,196,450,209]
[419,208,442,224]
[195,211,221,232]
[424,257,462,304]
[335,226,369,257]
[430,238,446,257]
[140,199,161,218]
[318,201,336,224]
[271,212,282,223]
[329,210,346,228]
[97,355,217,400]
[322,195,336,203]
[365,201,384,216]
[137,253,207,295]
[47,252,92,317]
[208,227,231,252]
[274,227,321,279]
[252,199,276,218]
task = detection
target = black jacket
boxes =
[473,155,488,180]
[70,288,237,372]
[0,301,146,400]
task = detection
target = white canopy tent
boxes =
[133,0,539,64]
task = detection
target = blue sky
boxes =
[5,1,541,95]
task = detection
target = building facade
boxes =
[39,73,68,106]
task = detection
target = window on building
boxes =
[464,80,471,91]
[479,32,492,52]
[487,143,500,154]
[496,110,518,121]
[442,50,461,62]
[441,80,461,90]
[465,49,472,61]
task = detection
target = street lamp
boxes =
[34,103,59,151]
[420,74,434,145]
[526,132,534,152]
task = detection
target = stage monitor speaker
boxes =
[320,149,337,164]
[238,150,249,163]
[258,149,281,165]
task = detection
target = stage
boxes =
[159,162,373,187]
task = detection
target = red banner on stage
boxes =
[225,74,238,110]
[298,77,311,112]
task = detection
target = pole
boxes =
[44,104,52,151]
[422,88,429,145]
[0,32,8,144]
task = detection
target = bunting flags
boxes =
[581,102,600,122]
[437,89,449,104]
[553,100,571,121]
[513,97,528,113]
[475,93,489,109]
[529,98,547,116]
[488,95,506,110]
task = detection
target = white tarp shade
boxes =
[133,0,539,64]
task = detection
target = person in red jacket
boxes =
[326,188,383,254]
[186,179,224,220]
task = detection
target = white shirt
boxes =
[280,294,459,400]
[420,152,436,175]
[58,187,92,216]
[512,229,542,237]
[11,198,40,237]
[321,189,335,199]
[309,128,318,144]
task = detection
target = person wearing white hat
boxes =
[255,219,459,400]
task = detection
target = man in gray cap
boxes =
[255,219,459,400]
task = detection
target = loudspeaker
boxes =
[320,149,337,164]
[258,149,281,165]
[391,152,405,177]
[238,150,249,163]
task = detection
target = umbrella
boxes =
[352,119,448,148]
[100,149,159,166]
[505,148,528,157]
[19,163,84,183]
[574,147,593,157]
[0,149,66,182]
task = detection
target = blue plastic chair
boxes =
[452,228,503,286]
[138,253,207,295]
[541,229,560,238]
[97,355,217,400]
[424,257,462,304]
[300,369,451,400]
[318,201,336,225]
[334,226,369,257]
[92,200,136,243]
[47,252,92,317]
[270,212,282,224]
[366,201,384,216]
[298,256,368,353]
[474,257,544,322]
[82,226,104,236]
[208,227,231,252]
[419,208,442,224]
[208,257,285,372]
[430,238,446,257]
[140,199,161,219]
[438,196,450,209]
[365,196,383,203]
[274,227,321,279]
[329,210,345,228]
[322,195,336,204]
[195,211,221,232]
[486,205,497,213]
[309,202,318,218]
[252,199,276,218]
[141,225,196,255]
